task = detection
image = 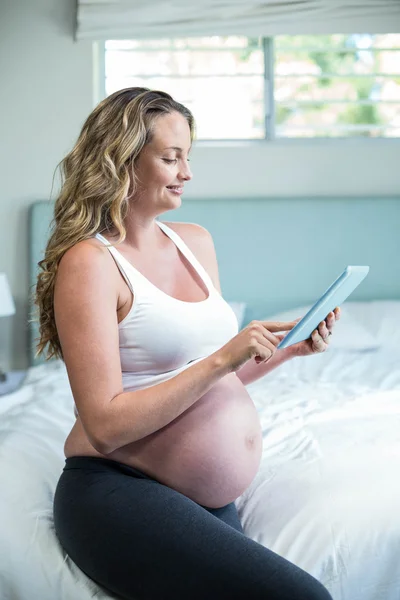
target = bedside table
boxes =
[0,370,27,396]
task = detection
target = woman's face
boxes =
[131,111,193,213]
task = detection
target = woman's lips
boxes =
[166,186,184,195]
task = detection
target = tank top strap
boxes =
[156,221,215,291]
[94,232,137,293]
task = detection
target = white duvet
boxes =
[1,301,400,600]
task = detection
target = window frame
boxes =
[96,37,400,145]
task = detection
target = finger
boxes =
[320,319,333,340]
[312,329,328,350]
[325,308,340,323]
[259,327,281,348]
[325,312,336,333]
[261,320,299,332]
[251,325,281,351]
[275,333,286,342]
[312,330,324,349]
[251,327,279,363]
[318,321,329,339]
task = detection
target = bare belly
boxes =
[64,373,263,508]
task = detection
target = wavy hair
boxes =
[33,87,195,362]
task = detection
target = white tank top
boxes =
[95,221,239,392]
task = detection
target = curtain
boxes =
[75,0,400,41]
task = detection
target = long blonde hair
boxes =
[33,87,195,362]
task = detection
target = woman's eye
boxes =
[162,158,177,164]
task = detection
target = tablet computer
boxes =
[277,265,370,350]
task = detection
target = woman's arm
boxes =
[55,241,233,456]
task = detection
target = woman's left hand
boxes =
[278,306,341,357]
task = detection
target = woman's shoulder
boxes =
[61,236,109,260]
[56,237,128,317]
[57,237,117,282]
[161,221,213,247]
[161,221,220,292]
[162,220,209,235]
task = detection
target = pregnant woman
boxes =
[34,87,338,599]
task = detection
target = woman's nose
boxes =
[179,162,193,181]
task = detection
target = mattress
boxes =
[1,301,400,599]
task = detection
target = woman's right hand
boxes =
[214,320,299,372]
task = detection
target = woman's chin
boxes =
[164,194,182,207]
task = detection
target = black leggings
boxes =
[53,456,333,600]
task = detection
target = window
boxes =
[104,34,400,140]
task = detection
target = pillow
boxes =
[337,300,400,349]
[228,302,247,329]
[262,302,379,351]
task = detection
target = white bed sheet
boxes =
[237,347,400,600]
[1,301,400,600]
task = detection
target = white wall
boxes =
[188,139,400,198]
[0,0,93,370]
[1,0,399,370]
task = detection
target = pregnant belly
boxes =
[66,373,263,509]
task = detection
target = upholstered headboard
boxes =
[28,197,400,367]
[28,202,55,366]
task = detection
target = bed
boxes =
[1,204,400,599]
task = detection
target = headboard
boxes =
[28,202,56,366]
[28,197,400,367]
